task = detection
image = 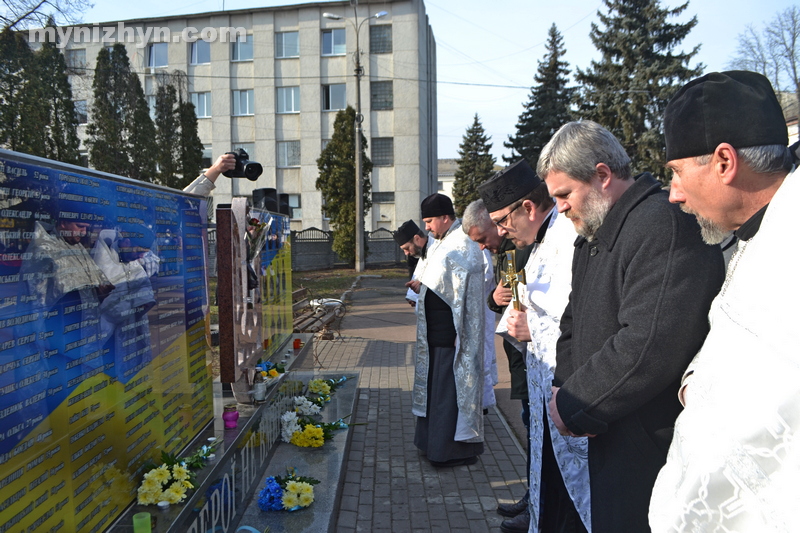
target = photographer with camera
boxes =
[183,153,237,196]
[185,149,264,196]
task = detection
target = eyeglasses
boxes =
[493,201,523,229]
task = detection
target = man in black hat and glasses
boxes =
[650,71,798,532]
[410,193,487,467]
[478,160,589,533]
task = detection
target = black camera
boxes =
[223,148,263,181]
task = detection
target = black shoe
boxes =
[497,491,529,517]
[500,510,530,533]
[429,456,478,468]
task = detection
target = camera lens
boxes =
[244,162,263,181]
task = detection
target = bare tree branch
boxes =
[765,6,800,118]
[1,0,92,31]
[729,6,800,121]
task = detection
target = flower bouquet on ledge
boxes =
[280,411,352,448]
[257,468,320,511]
[307,376,352,405]
[136,443,215,505]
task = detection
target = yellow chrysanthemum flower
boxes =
[163,483,187,504]
[285,481,302,494]
[282,492,299,509]
[297,482,314,495]
[268,369,279,378]
[298,492,314,507]
[181,479,194,489]
[137,486,162,505]
[172,465,190,481]
[150,465,171,484]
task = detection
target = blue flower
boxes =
[257,477,285,512]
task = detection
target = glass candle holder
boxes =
[132,512,152,533]
[222,404,239,429]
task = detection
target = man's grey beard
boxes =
[680,205,729,245]
[568,187,613,242]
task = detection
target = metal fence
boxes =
[290,226,407,271]
[206,226,406,273]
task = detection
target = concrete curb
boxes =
[340,274,382,302]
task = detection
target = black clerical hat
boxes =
[477,160,542,213]
[420,193,455,218]
[394,219,421,245]
[664,71,788,161]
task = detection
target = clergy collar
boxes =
[535,207,556,244]
[575,173,663,250]
[734,203,769,241]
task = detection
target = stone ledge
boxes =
[235,371,359,533]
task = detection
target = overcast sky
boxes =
[82,0,796,163]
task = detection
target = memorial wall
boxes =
[0,151,214,532]
[253,207,292,360]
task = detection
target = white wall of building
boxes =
[59,0,436,231]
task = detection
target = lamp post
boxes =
[323,7,388,272]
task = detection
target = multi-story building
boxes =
[53,0,437,231]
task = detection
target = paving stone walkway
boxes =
[293,276,528,532]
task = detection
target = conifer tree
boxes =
[452,114,495,216]
[504,24,573,169]
[575,0,701,182]
[316,106,373,265]
[0,29,40,154]
[177,98,204,188]
[34,23,80,165]
[126,74,157,182]
[86,43,156,181]
[154,84,180,185]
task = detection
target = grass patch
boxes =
[293,267,408,300]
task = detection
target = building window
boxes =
[202,146,213,168]
[371,81,393,110]
[146,95,156,120]
[79,152,89,167]
[191,92,212,118]
[321,139,331,152]
[372,137,394,166]
[287,194,302,219]
[190,40,211,64]
[74,100,88,124]
[147,42,168,68]
[370,25,392,54]
[276,31,299,58]
[232,89,254,116]
[372,191,394,203]
[233,142,255,159]
[322,84,346,111]
[276,86,300,113]
[322,28,345,56]
[437,181,444,191]
[65,49,85,74]
[231,34,253,61]
[277,141,301,167]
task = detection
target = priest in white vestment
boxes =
[479,161,591,533]
[650,71,800,531]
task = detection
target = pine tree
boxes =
[504,24,573,169]
[177,98,204,188]
[452,114,495,216]
[86,43,156,181]
[575,0,701,182]
[34,23,80,165]
[0,29,41,154]
[154,84,180,185]
[126,75,157,182]
[316,106,373,265]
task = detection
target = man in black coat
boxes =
[536,120,725,532]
